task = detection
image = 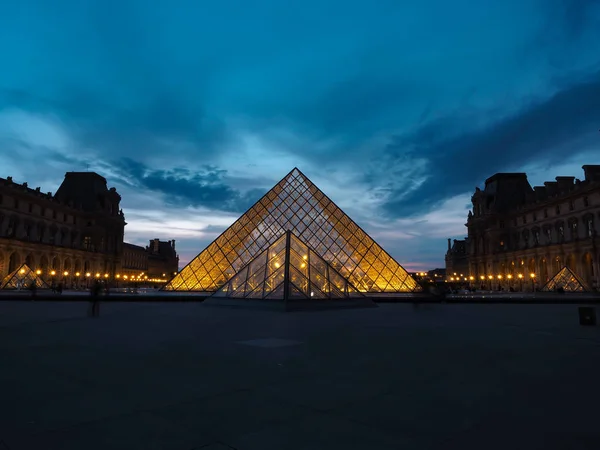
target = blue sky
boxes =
[1,0,600,270]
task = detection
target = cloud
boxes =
[378,70,600,217]
[2,0,600,271]
[107,158,265,212]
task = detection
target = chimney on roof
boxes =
[583,165,600,182]
[555,176,575,192]
[447,238,451,252]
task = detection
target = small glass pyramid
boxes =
[1,264,49,290]
[163,167,420,293]
[541,266,589,292]
[213,231,363,300]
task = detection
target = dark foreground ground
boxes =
[1,300,599,450]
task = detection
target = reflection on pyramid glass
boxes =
[163,168,420,293]
[1,264,49,290]
[213,231,363,300]
[541,266,588,292]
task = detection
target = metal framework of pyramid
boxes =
[541,266,589,292]
[1,264,50,290]
[163,167,420,293]
[213,231,364,300]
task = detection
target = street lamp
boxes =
[530,273,536,291]
[518,273,523,291]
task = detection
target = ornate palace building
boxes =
[0,172,125,285]
[0,171,179,287]
[464,165,600,290]
[122,239,179,282]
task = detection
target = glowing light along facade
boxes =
[1,264,49,290]
[541,266,589,292]
[163,168,420,293]
[213,231,363,300]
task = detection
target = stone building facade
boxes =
[121,239,179,282]
[122,243,149,278]
[445,238,469,282]
[0,172,126,286]
[465,165,600,290]
[147,239,179,279]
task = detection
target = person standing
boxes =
[89,280,102,317]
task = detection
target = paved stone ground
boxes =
[1,300,599,450]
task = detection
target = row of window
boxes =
[0,194,78,224]
[476,217,597,255]
[510,196,591,226]
[0,220,117,252]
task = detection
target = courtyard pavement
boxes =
[1,300,599,449]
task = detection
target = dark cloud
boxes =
[0,86,229,160]
[379,70,600,217]
[558,0,600,39]
[111,158,264,212]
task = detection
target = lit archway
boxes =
[39,255,49,276]
[581,252,594,287]
[539,257,548,282]
[566,254,577,272]
[25,253,34,269]
[553,255,562,274]
[528,258,536,275]
[8,252,21,273]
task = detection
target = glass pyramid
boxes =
[541,266,589,292]
[1,264,50,290]
[213,231,363,300]
[163,167,420,293]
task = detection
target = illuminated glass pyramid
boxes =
[541,266,589,292]
[213,231,363,300]
[1,264,49,290]
[163,168,420,293]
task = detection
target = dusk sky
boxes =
[1,1,600,271]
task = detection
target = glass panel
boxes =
[264,281,285,299]
[288,283,307,299]
[289,266,309,295]
[289,247,308,278]
[542,267,586,292]
[165,168,417,293]
[308,282,328,299]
